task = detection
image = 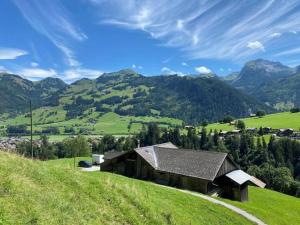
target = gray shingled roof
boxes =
[104,151,128,160]
[135,144,227,181]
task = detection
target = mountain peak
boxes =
[244,59,289,72]
[98,69,140,81]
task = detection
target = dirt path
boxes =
[159,185,267,225]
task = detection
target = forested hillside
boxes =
[0,69,268,125]
[226,59,300,110]
[0,73,67,115]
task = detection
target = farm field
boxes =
[206,112,300,131]
[0,151,253,225]
[1,111,182,136]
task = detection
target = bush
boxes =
[256,110,266,117]
[236,120,246,130]
[290,107,300,113]
[222,115,235,123]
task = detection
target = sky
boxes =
[0,0,300,82]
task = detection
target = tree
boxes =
[222,115,235,123]
[256,110,266,117]
[200,127,208,149]
[236,120,246,130]
[290,107,300,113]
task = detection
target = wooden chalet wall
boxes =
[216,157,237,178]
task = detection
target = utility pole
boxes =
[30,100,33,159]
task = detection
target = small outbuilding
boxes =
[100,142,265,201]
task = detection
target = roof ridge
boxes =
[155,146,228,156]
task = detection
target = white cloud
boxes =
[161,67,184,76]
[31,62,39,67]
[181,62,188,66]
[247,41,265,51]
[0,48,28,60]
[12,0,87,67]
[195,66,211,74]
[275,47,300,56]
[19,68,57,79]
[176,19,184,30]
[269,32,282,38]
[0,66,11,73]
[132,64,143,70]
[63,68,103,82]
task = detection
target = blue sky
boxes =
[0,0,300,82]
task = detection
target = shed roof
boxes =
[225,170,266,188]
[104,151,127,160]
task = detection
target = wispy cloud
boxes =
[195,66,211,74]
[161,67,184,76]
[90,0,300,61]
[12,0,87,67]
[181,62,188,66]
[63,68,103,82]
[0,48,28,60]
[18,68,58,80]
[31,62,39,67]
[16,66,103,82]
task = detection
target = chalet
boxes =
[246,127,257,134]
[277,128,294,137]
[100,142,265,201]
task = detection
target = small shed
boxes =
[218,170,266,202]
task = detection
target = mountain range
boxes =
[225,59,300,110]
[1,58,299,124]
[0,69,268,124]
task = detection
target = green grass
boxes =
[206,112,300,131]
[2,111,182,136]
[0,151,253,225]
[219,186,300,225]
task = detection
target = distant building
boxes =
[184,125,195,129]
[277,128,294,137]
[246,127,257,133]
[249,113,256,117]
[100,142,265,202]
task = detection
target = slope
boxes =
[0,73,67,114]
[206,111,300,132]
[0,151,253,225]
[221,186,300,225]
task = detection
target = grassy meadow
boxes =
[1,111,182,136]
[0,151,253,225]
[220,186,300,225]
[206,112,300,131]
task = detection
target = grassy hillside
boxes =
[0,152,253,225]
[206,112,300,131]
[1,111,182,135]
[221,186,300,225]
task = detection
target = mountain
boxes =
[229,59,294,91]
[226,59,300,110]
[60,69,269,124]
[0,70,268,124]
[0,73,67,115]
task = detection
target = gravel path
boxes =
[159,185,267,225]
